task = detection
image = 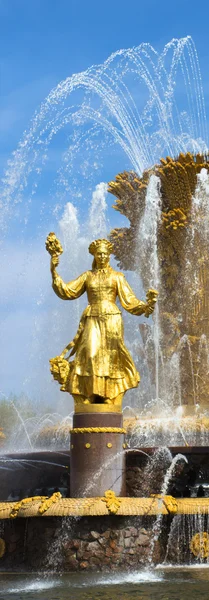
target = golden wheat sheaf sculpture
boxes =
[109,153,209,412]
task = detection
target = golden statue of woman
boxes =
[46,234,158,409]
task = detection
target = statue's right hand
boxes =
[51,255,59,270]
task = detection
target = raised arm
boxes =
[117,273,157,317]
[50,255,87,300]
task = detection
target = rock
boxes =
[129,527,138,537]
[71,539,80,549]
[80,561,89,569]
[111,529,121,540]
[83,551,95,560]
[124,537,132,548]
[136,534,150,546]
[64,549,76,559]
[114,545,124,554]
[109,540,117,550]
[103,557,111,565]
[98,537,107,547]
[112,530,119,539]
[103,530,111,539]
[111,555,120,564]
[117,532,124,546]
[105,547,113,557]
[90,531,100,539]
[86,540,100,556]
[62,540,75,551]
[67,556,79,570]
[89,556,101,567]
[139,527,149,535]
[124,529,131,538]
[76,540,88,559]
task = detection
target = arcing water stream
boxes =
[1,35,207,224]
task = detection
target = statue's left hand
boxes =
[144,304,154,317]
[146,288,158,303]
[144,288,158,318]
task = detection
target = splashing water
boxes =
[1,36,207,231]
[10,401,33,449]
[137,174,162,401]
[149,452,188,565]
[160,453,188,496]
[89,182,108,238]
[165,511,209,565]
[80,449,126,497]
[44,517,76,573]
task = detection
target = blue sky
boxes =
[0,0,209,407]
[1,0,209,166]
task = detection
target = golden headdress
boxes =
[88,239,113,256]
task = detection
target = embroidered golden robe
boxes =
[52,266,146,401]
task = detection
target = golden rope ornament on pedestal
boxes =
[2,496,209,519]
[0,538,5,558]
[71,427,126,434]
[190,532,209,559]
[101,490,121,514]
[38,492,62,515]
[9,496,44,519]
[9,492,62,519]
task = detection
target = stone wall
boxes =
[0,516,168,572]
[61,520,163,571]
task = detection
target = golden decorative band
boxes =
[71,427,126,434]
[74,404,122,414]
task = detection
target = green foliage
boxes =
[0,393,51,441]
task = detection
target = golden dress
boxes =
[52,266,147,401]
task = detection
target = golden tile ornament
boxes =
[190,532,209,559]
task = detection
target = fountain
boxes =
[1,35,209,573]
